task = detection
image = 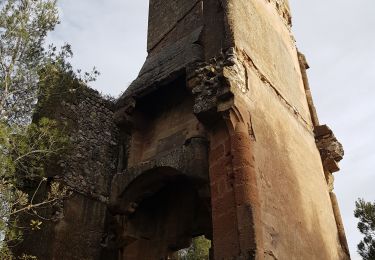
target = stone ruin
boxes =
[15,0,351,259]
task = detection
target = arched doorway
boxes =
[108,167,212,259]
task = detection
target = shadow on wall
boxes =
[106,167,212,259]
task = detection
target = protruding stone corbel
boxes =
[314,124,344,173]
[314,124,344,191]
[187,53,228,124]
[113,97,136,130]
[187,48,247,126]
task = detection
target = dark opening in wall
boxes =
[118,175,212,259]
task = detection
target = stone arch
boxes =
[108,165,212,260]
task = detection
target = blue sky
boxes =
[48,1,375,259]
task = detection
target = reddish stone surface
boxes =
[15,0,350,259]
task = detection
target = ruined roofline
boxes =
[116,0,293,111]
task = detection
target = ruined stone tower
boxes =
[15,0,350,259]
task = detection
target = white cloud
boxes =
[47,0,149,97]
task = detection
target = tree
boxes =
[177,236,211,260]
[0,119,70,259]
[0,0,98,258]
[0,0,98,125]
[0,0,60,125]
[354,198,375,260]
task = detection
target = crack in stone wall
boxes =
[239,49,313,131]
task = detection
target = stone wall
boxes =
[14,0,350,259]
[51,86,119,259]
[55,87,119,201]
[114,0,349,259]
[17,82,119,259]
[221,1,348,257]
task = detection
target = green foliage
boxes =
[0,0,98,258]
[35,44,99,121]
[0,119,70,258]
[0,0,99,125]
[0,0,60,125]
[355,198,375,260]
[178,236,211,260]
[1,118,68,181]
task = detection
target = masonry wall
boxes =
[17,83,119,259]
[112,0,349,258]
[222,0,347,258]
[55,87,119,199]
[249,73,344,259]
[13,0,350,258]
[208,121,240,257]
[127,85,200,168]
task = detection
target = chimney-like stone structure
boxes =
[113,0,350,259]
[14,1,350,259]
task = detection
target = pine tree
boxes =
[355,198,375,260]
